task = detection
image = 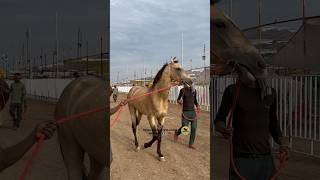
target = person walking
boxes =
[9,73,26,130]
[174,80,200,149]
[112,85,118,103]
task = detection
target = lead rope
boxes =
[226,78,245,180]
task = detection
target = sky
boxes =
[0,0,107,71]
[110,0,210,83]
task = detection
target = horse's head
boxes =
[167,57,191,84]
[211,1,267,85]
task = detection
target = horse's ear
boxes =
[170,57,175,63]
[170,57,178,63]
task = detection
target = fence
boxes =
[211,75,320,157]
[7,79,73,102]
[118,85,210,111]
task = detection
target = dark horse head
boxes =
[211,0,269,99]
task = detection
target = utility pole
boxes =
[22,43,25,75]
[100,37,103,77]
[26,28,31,78]
[302,0,306,55]
[86,41,89,75]
[229,0,233,18]
[44,53,47,76]
[202,44,206,83]
[258,0,262,52]
[55,12,59,78]
[117,71,119,84]
[77,28,82,60]
[181,32,184,67]
[40,48,43,72]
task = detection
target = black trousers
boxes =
[229,154,276,180]
[9,103,23,128]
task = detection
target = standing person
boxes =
[9,73,26,130]
[174,80,200,149]
[214,74,289,180]
[112,85,118,102]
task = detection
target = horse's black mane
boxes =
[151,63,168,88]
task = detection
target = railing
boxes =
[7,79,74,102]
[211,75,320,157]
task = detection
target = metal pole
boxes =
[181,32,184,67]
[302,0,306,55]
[55,12,58,78]
[258,0,262,52]
[100,37,103,76]
[229,0,233,18]
[40,48,43,72]
[86,41,89,75]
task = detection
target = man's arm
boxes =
[269,98,282,145]
[177,88,183,104]
[0,122,56,171]
[110,100,127,115]
[193,90,199,109]
[214,85,233,138]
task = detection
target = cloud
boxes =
[110,0,210,82]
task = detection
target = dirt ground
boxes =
[110,94,211,180]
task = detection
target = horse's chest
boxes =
[154,100,168,117]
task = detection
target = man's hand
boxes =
[34,121,57,140]
[196,106,201,112]
[120,99,128,106]
[215,121,233,139]
[278,137,290,159]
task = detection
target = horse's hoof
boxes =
[135,146,140,152]
[158,156,165,162]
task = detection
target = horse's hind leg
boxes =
[87,156,106,180]
[58,126,87,180]
[129,105,140,151]
[144,116,157,149]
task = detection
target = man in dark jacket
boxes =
[174,80,200,149]
[214,72,289,180]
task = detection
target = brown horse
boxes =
[127,57,191,161]
[55,76,109,180]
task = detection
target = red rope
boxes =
[19,83,177,180]
[19,134,45,180]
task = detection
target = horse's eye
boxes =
[176,68,182,71]
[215,21,226,29]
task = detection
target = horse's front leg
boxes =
[144,115,157,149]
[157,117,165,161]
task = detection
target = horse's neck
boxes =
[152,74,171,99]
